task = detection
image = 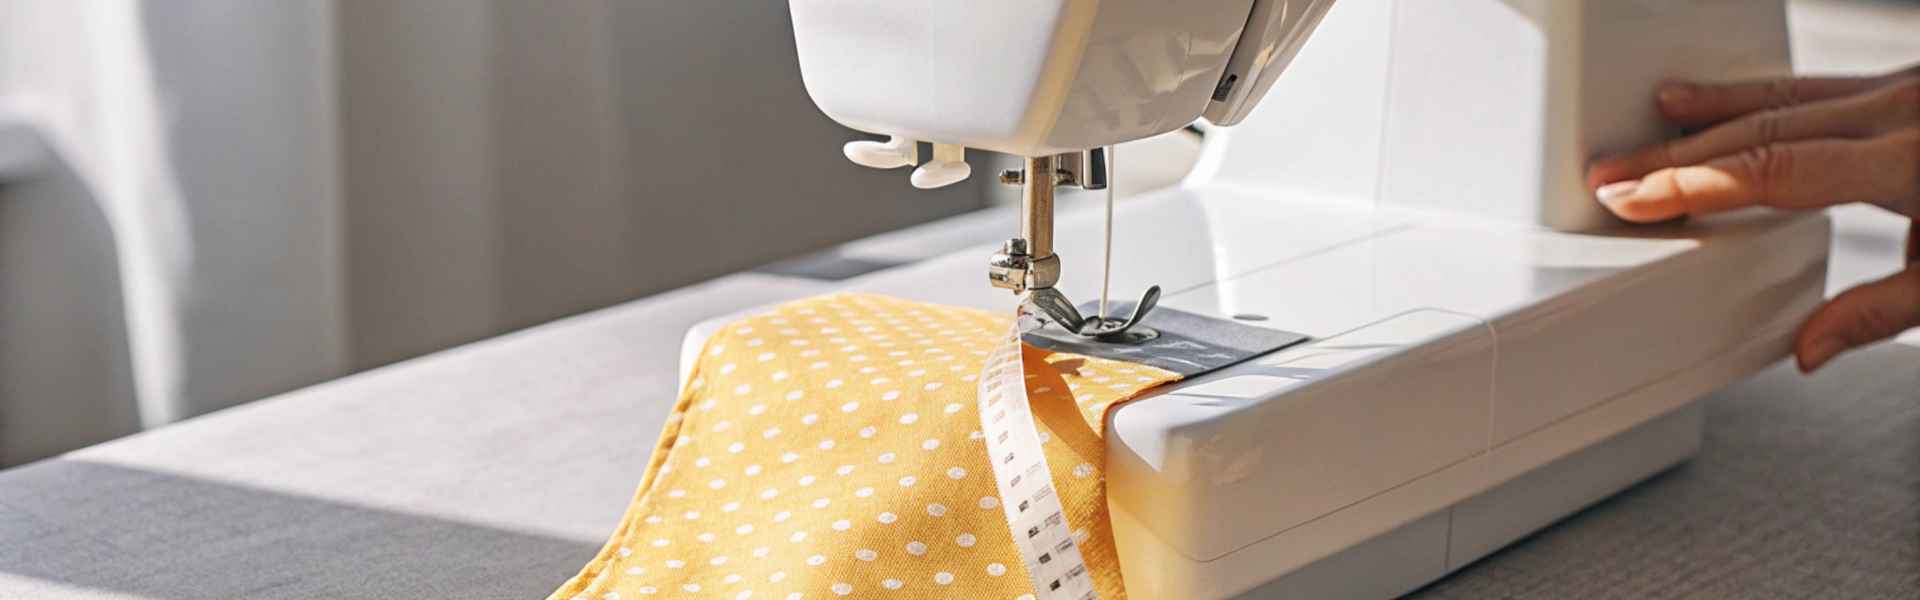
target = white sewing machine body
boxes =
[687,1,1829,597]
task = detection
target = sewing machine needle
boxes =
[1098,145,1114,324]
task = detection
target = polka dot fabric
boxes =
[549,293,1180,600]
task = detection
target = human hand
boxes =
[1586,66,1919,373]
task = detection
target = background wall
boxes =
[338,0,990,370]
[0,0,991,465]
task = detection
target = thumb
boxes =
[1796,266,1920,373]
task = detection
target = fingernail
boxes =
[1800,337,1847,373]
[1657,83,1694,106]
[1595,180,1640,205]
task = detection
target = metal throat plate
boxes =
[1022,301,1310,377]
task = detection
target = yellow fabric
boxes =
[550,293,1179,599]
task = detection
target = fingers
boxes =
[1589,79,1920,190]
[1657,75,1889,128]
[1594,132,1919,223]
[1796,266,1920,373]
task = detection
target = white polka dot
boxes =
[811,497,831,509]
[906,541,927,556]
[771,371,789,382]
[780,452,800,463]
[617,547,633,557]
[769,571,785,582]
[708,479,726,489]
[947,467,966,479]
[713,420,733,432]
[728,442,746,454]
[749,404,769,416]
[790,531,808,543]
[798,474,817,486]
[694,457,712,468]
[922,438,940,450]
[877,452,896,464]
[809,361,829,370]
[683,584,702,592]
[711,556,730,566]
[801,413,819,425]
[760,488,780,500]
[854,549,877,561]
[734,384,752,395]
[899,476,917,487]
[855,487,874,498]
[1073,463,1095,478]
[787,390,805,401]
[753,547,771,558]
[665,560,685,569]
[806,554,827,566]
[831,583,852,596]
[944,403,963,414]
[858,426,877,438]
[877,512,897,524]
[720,363,737,374]
[652,538,670,547]
[934,572,954,585]
[625,566,644,576]
[832,519,851,531]
[987,562,1007,576]
[881,390,901,401]
[817,439,835,450]
[826,379,843,389]
[684,511,701,520]
[926,503,948,517]
[882,579,903,590]
[898,413,919,425]
[836,464,856,476]
[924,383,943,392]
[744,465,763,476]
[785,594,801,600]
[735,591,752,600]
[697,532,716,543]
[756,353,775,362]
[638,587,656,595]
[840,401,860,413]
[736,524,755,534]
[955,533,977,547]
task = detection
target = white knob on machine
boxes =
[842,135,919,169]
[910,143,971,189]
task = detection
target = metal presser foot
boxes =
[987,152,1159,344]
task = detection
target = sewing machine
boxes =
[687,0,1829,597]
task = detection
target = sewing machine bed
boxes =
[1,204,1915,599]
[683,183,1832,598]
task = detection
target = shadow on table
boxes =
[0,460,598,600]
[1412,342,1920,599]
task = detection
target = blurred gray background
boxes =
[0,1,993,465]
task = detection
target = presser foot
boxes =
[1021,286,1162,344]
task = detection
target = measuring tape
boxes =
[977,301,1100,600]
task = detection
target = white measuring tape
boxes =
[978,301,1100,600]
